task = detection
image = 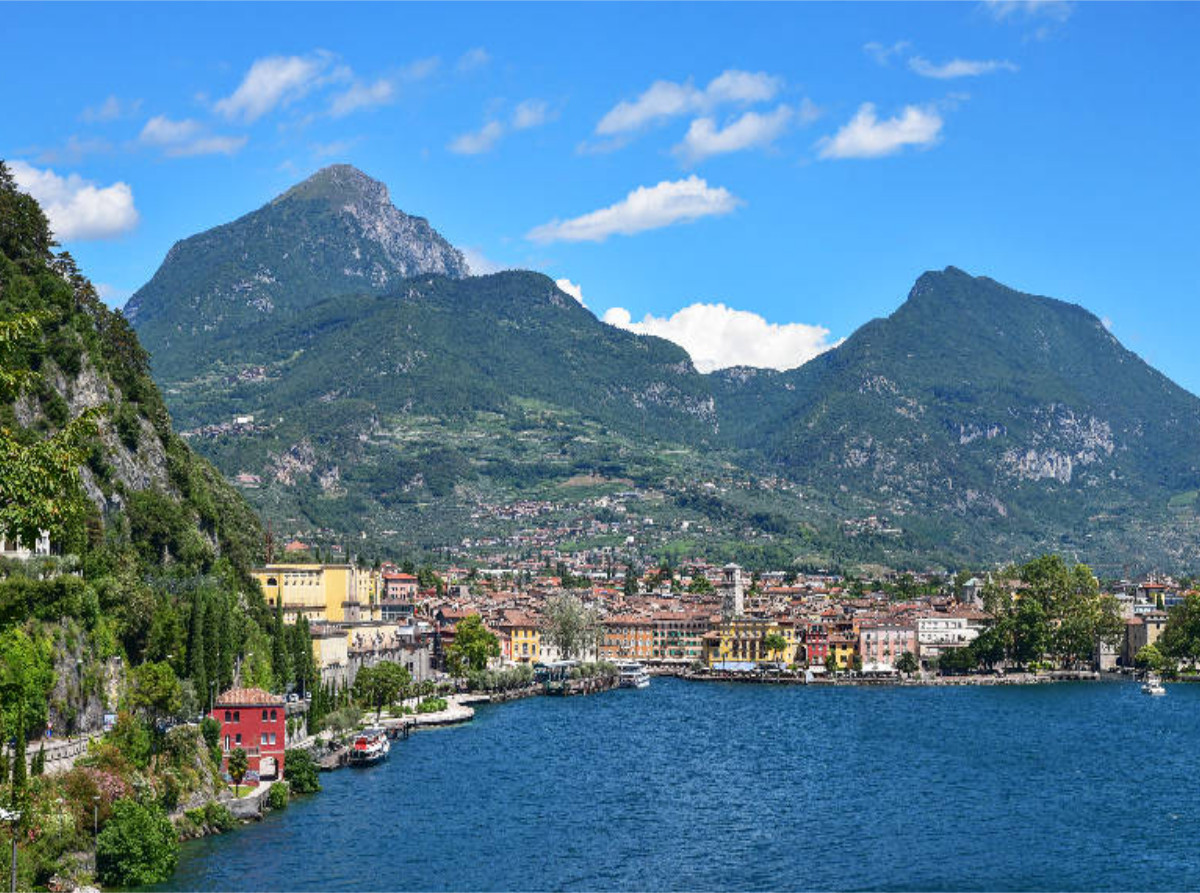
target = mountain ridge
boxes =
[125,168,1200,571]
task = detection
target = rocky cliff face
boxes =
[126,164,468,381]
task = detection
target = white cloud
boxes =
[527,176,741,244]
[596,69,782,136]
[461,247,507,275]
[909,56,1018,78]
[139,115,202,145]
[449,99,553,154]
[863,40,913,66]
[138,115,247,157]
[674,104,794,163]
[818,103,943,160]
[215,53,333,123]
[330,78,395,117]
[602,302,839,372]
[80,95,142,123]
[457,48,491,73]
[513,99,551,130]
[983,0,1072,22]
[448,120,504,155]
[9,160,138,241]
[555,278,586,307]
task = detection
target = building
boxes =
[0,531,51,560]
[703,616,789,668]
[859,619,918,672]
[916,613,981,668]
[494,611,543,664]
[652,611,711,664]
[210,687,286,781]
[602,615,655,661]
[1123,611,1169,666]
[719,563,745,619]
[253,563,379,624]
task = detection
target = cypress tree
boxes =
[204,594,220,692]
[217,594,235,691]
[186,593,207,699]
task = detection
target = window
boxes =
[235,733,242,745]
[224,710,231,721]
[271,709,277,721]
[233,711,240,722]
[261,733,268,745]
[262,709,269,721]
[224,735,230,751]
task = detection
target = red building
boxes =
[211,687,286,781]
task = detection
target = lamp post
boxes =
[1,807,21,893]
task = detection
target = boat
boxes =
[1141,673,1167,696]
[348,727,391,764]
[617,661,651,689]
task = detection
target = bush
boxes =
[203,801,236,832]
[95,799,179,887]
[283,749,320,794]
[266,781,289,810]
[416,697,447,714]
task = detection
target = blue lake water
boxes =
[156,678,1200,891]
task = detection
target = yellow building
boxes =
[253,564,380,624]
[495,611,542,664]
[703,616,796,667]
[827,634,858,671]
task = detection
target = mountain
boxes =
[720,267,1200,565]
[125,164,469,382]
[125,166,1200,572]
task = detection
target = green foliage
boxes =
[353,661,411,720]
[283,749,320,794]
[266,780,289,810]
[227,747,249,789]
[896,651,919,675]
[763,632,788,657]
[320,704,362,734]
[203,800,235,832]
[540,595,601,662]
[1160,594,1200,667]
[445,613,500,676]
[1134,644,1164,673]
[416,697,447,714]
[95,798,179,887]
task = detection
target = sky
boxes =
[4,2,1199,391]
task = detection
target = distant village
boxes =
[253,536,1189,694]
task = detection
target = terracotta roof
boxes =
[215,687,284,706]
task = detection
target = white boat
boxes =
[617,661,651,689]
[348,727,391,764]
[1141,673,1166,696]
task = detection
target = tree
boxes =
[896,651,919,676]
[95,799,180,887]
[353,661,411,721]
[445,614,500,676]
[227,747,249,791]
[128,661,182,764]
[283,748,321,794]
[763,632,788,661]
[1160,593,1200,668]
[623,564,638,599]
[687,575,714,595]
[541,595,601,660]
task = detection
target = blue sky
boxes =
[4,2,1199,390]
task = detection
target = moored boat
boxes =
[617,661,651,689]
[349,727,391,764]
[1141,673,1166,696]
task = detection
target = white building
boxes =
[0,531,51,560]
[916,613,980,666]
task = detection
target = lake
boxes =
[155,677,1200,891]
